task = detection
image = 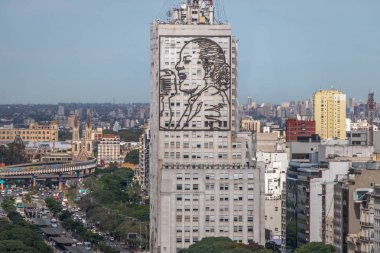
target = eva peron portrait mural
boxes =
[159,37,231,131]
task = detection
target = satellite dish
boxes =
[181,4,187,9]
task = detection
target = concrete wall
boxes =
[318,145,374,162]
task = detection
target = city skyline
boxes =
[1,0,380,104]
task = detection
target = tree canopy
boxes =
[0,197,53,253]
[178,237,275,253]
[124,149,139,164]
[0,142,27,165]
[294,242,334,253]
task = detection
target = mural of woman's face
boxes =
[175,43,206,94]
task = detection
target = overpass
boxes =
[0,158,97,190]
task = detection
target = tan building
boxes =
[346,192,374,253]
[334,166,380,253]
[241,117,261,133]
[0,121,58,142]
[97,134,121,164]
[312,89,346,140]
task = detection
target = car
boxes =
[51,223,58,228]
[84,242,91,250]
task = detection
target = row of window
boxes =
[175,173,254,181]
[205,183,254,191]
[206,173,254,180]
[165,152,240,159]
[0,130,55,134]
[164,141,229,149]
[204,194,254,201]
[164,131,228,139]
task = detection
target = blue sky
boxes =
[0,0,379,104]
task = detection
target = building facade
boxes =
[149,1,264,252]
[283,161,349,251]
[312,89,346,140]
[334,167,380,253]
[97,134,121,164]
[137,128,150,191]
[374,184,380,252]
[285,118,316,142]
[0,121,58,142]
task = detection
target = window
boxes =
[193,184,199,190]
[205,173,215,180]
[176,195,182,201]
[177,184,182,190]
[234,173,243,180]
[220,183,229,190]
[234,215,243,222]
[234,184,243,190]
[206,183,214,190]
[185,184,191,190]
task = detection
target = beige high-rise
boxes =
[312,89,346,140]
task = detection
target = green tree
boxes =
[124,149,139,164]
[1,197,16,213]
[178,237,275,253]
[294,242,334,253]
[0,240,37,253]
[0,142,27,165]
[127,181,142,204]
[45,197,62,215]
[118,128,143,142]
[24,193,32,204]
[58,130,72,141]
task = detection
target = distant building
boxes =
[346,191,374,253]
[0,121,58,142]
[285,118,316,142]
[57,105,65,116]
[313,89,346,140]
[241,117,261,133]
[97,134,121,164]
[92,127,103,141]
[71,118,93,160]
[137,128,150,191]
[374,184,380,252]
[334,165,380,253]
[256,150,288,245]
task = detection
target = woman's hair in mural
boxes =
[183,38,231,91]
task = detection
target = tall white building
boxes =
[149,1,264,252]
